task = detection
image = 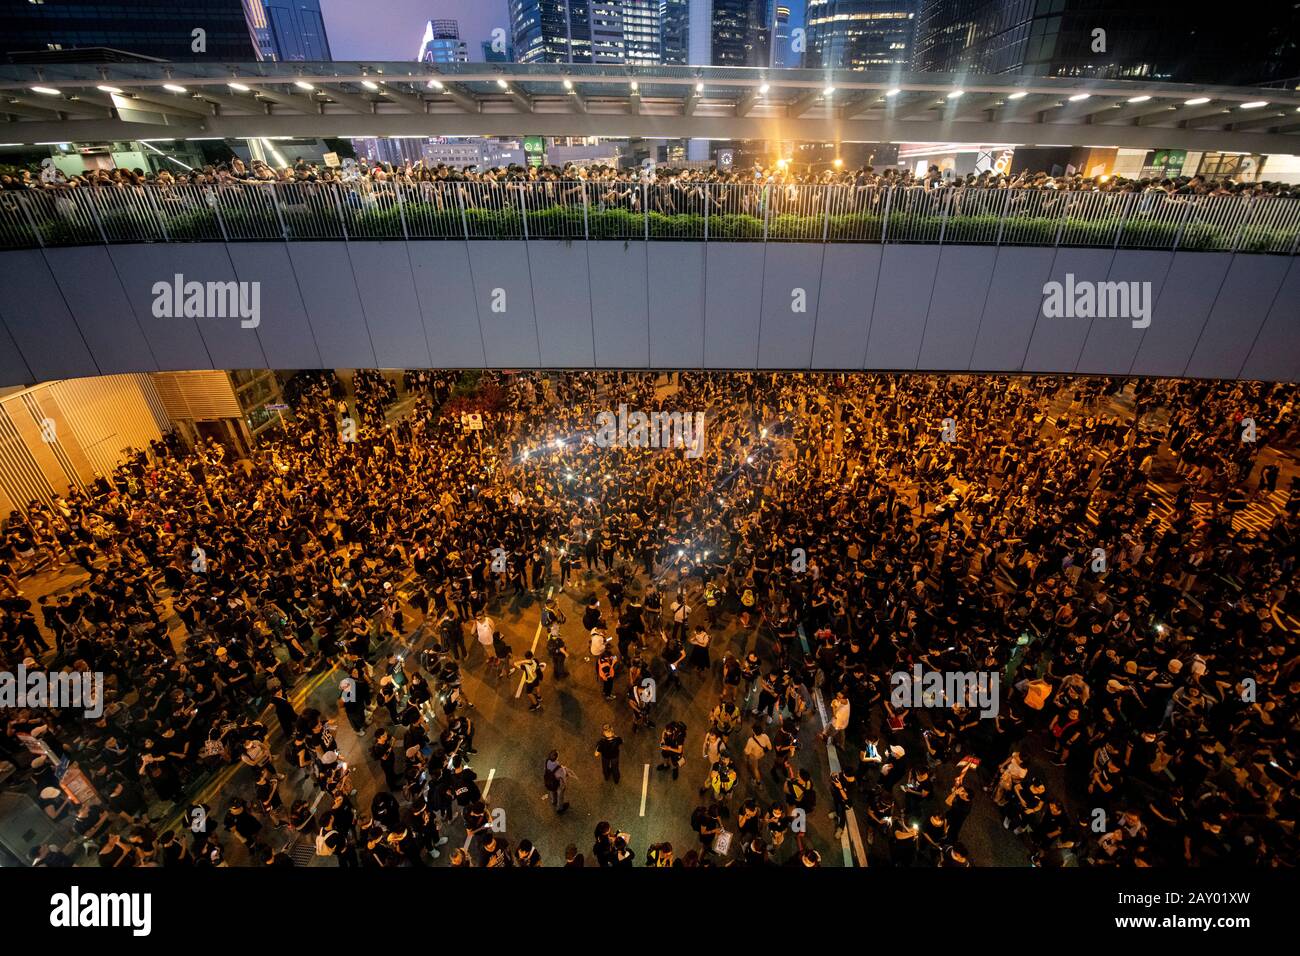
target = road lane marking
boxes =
[462,767,497,852]
[516,586,554,699]
[800,623,865,867]
[639,763,650,817]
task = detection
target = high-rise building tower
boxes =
[910,0,1300,83]
[659,0,689,64]
[418,19,469,64]
[684,0,769,68]
[623,0,662,64]
[510,0,593,63]
[589,2,626,62]
[804,0,915,71]
[710,0,769,67]
[245,0,332,61]
[0,0,258,61]
[770,2,795,68]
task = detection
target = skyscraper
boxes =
[910,0,1300,83]
[710,0,769,68]
[769,3,795,68]
[683,0,770,68]
[0,0,257,61]
[804,0,915,72]
[589,2,626,62]
[510,0,593,63]
[245,0,332,61]
[483,40,514,63]
[418,19,470,64]
[659,0,689,65]
[623,0,662,64]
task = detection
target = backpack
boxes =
[598,659,616,681]
[315,830,337,856]
[741,589,755,607]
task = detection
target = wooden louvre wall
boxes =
[0,373,170,518]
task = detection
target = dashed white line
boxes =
[800,622,865,867]
[462,767,497,852]
[516,586,554,699]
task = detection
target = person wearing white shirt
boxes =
[819,690,850,750]
[474,613,495,663]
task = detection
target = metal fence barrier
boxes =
[1,181,1297,255]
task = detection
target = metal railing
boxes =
[2,181,1297,255]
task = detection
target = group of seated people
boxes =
[0,369,1295,867]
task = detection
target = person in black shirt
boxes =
[592,821,616,867]
[595,724,623,784]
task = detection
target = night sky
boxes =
[320,0,807,63]
[320,0,512,62]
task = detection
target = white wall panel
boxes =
[469,242,541,367]
[347,242,432,369]
[0,243,1294,382]
[588,242,649,368]
[408,242,486,368]
[1240,257,1300,382]
[704,244,765,368]
[865,246,942,369]
[0,249,98,381]
[44,246,158,374]
[226,243,323,370]
[810,245,881,369]
[1184,255,1288,380]
[529,242,595,367]
[647,243,705,367]
[757,244,824,369]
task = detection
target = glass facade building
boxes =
[418,19,470,64]
[248,0,332,61]
[804,0,916,71]
[510,0,593,63]
[623,0,662,64]
[0,0,258,61]
[659,0,689,64]
[710,0,769,68]
[911,0,1300,83]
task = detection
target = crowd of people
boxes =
[1,369,1296,868]
[3,151,1294,221]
